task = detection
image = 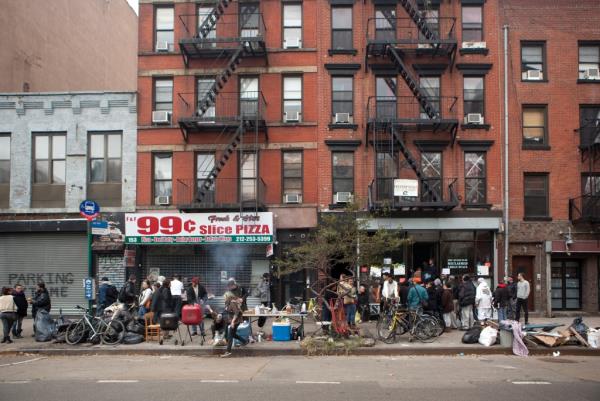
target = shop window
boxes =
[522,106,548,147]
[521,42,546,81]
[283,3,302,48]
[464,152,486,205]
[155,6,174,51]
[331,7,353,50]
[524,173,549,218]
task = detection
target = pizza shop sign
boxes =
[125,212,274,245]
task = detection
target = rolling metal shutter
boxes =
[0,233,87,315]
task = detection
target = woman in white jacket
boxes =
[475,278,493,321]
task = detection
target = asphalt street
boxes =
[0,354,599,401]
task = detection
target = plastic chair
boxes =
[144,312,162,342]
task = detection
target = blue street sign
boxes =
[79,200,100,220]
[84,277,94,300]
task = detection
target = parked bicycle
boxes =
[65,305,125,345]
[376,302,441,343]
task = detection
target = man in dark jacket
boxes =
[493,283,511,324]
[119,274,137,305]
[458,275,476,330]
[186,277,208,336]
[357,284,370,323]
[29,282,51,335]
[11,284,28,338]
[97,277,118,316]
[506,276,518,320]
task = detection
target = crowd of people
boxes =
[0,282,51,344]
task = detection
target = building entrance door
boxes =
[511,255,535,311]
[551,260,581,310]
[413,242,436,274]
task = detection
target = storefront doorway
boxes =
[551,260,581,310]
[511,255,535,311]
[412,242,436,272]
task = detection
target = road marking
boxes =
[2,381,31,384]
[200,380,239,383]
[11,357,46,366]
[97,380,139,383]
[494,365,518,370]
[512,381,551,385]
[296,381,341,385]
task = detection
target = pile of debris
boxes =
[524,317,598,349]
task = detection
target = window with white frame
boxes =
[153,153,172,202]
[89,132,122,183]
[0,135,9,184]
[155,7,174,51]
[283,3,302,48]
[34,134,66,184]
[579,44,600,80]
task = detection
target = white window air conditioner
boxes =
[584,68,600,80]
[156,41,170,52]
[284,37,301,49]
[466,113,484,125]
[526,70,543,80]
[152,110,172,124]
[284,193,301,204]
[155,196,171,206]
[335,112,350,124]
[461,41,486,49]
[335,192,352,204]
[418,43,433,49]
[284,111,300,122]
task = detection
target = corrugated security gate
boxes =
[0,233,87,315]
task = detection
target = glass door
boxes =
[551,260,581,310]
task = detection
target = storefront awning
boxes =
[363,217,502,231]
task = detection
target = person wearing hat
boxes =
[407,277,428,311]
[97,277,118,316]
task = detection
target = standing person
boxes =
[222,282,248,358]
[253,273,271,328]
[458,275,476,330]
[357,284,370,323]
[156,279,174,337]
[515,273,531,325]
[11,284,27,338]
[493,281,510,325]
[433,278,445,327]
[118,274,137,307]
[337,274,357,327]
[138,280,153,317]
[186,277,208,336]
[441,283,456,331]
[506,276,518,320]
[97,277,118,316]
[398,278,410,306]
[170,275,184,318]
[407,278,428,311]
[424,281,438,315]
[29,282,51,334]
[424,258,437,282]
[150,282,162,323]
[1,287,17,344]
[475,278,493,322]
[381,272,399,312]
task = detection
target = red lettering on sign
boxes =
[183,219,195,233]
[138,216,159,235]
[160,216,182,235]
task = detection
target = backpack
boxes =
[106,285,119,304]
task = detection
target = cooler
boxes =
[272,322,291,341]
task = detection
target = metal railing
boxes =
[179,12,266,44]
[176,177,267,208]
[367,17,456,44]
[368,177,459,210]
[367,96,458,123]
[569,194,600,223]
[177,91,267,123]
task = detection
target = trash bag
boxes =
[571,317,589,340]
[114,309,133,326]
[122,332,144,345]
[53,332,67,344]
[461,325,483,344]
[478,326,498,347]
[126,321,145,336]
[35,310,55,342]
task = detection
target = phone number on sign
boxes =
[233,236,272,243]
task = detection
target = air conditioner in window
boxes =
[284,37,301,49]
[156,41,170,52]
[584,68,600,80]
[466,113,484,125]
[526,70,543,80]
[155,196,171,206]
[461,41,486,49]
[417,43,433,49]
[335,192,352,204]
[284,111,300,122]
[284,193,301,204]
[335,113,350,124]
[152,110,172,124]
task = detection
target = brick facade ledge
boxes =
[461,123,491,130]
[577,79,600,84]
[328,49,359,56]
[459,48,489,56]
[328,123,359,131]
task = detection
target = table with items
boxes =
[242,311,306,340]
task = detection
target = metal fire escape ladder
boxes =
[198,0,233,39]
[399,0,438,41]
[386,46,437,119]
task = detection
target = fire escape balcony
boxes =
[176,177,267,212]
[368,177,459,212]
[569,194,600,224]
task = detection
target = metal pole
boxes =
[503,25,510,280]
[87,219,93,311]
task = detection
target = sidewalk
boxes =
[2,316,599,357]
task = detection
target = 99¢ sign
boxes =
[125,212,273,244]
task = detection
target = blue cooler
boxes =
[272,322,291,341]
[234,321,251,346]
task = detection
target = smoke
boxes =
[209,244,250,284]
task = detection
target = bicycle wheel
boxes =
[101,319,125,345]
[65,320,87,345]
[414,318,438,343]
[376,313,397,344]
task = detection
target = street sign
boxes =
[91,220,109,235]
[84,277,95,300]
[79,200,100,221]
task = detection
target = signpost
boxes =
[79,200,100,311]
[91,220,109,235]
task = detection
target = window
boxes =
[154,78,173,112]
[240,152,257,201]
[464,152,486,205]
[418,7,439,43]
[155,7,174,51]
[421,152,442,202]
[197,77,216,118]
[240,3,260,37]
[283,3,302,48]
[579,106,600,147]
[521,43,546,80]
[420,76,440,118]
[522,106,547,147]
[153,153,172,202]
[331,7,352,50]
[375,6,396,41]
[332,152,354,195]
[34,134,66,184]
[282,151,303,200]
[376,152,397,201]
[0,135,9,184]
[283,76,302,121]
[332,77,353,119]
[196,153,215,203]
[524,174,549,218]
[376,76,397,119]
[463,76,484,119]
[462,6,482,42]
[240,76,259,117]
[89,133,122,183]
[579,44,600,79]
[582,174,600,196]
[198,6,217,40]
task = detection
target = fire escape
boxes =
[571,110,600,223]
[177,1,267,212]
[365,0,459,211]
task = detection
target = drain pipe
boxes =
[503,25,510,280]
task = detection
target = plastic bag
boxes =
[587,328,600,349]
[478,326,498,347]
[461,325,482,344]
[34,310,55,342]
[571,317,589,340]
[126,321,145,335]
[122,332,144,345]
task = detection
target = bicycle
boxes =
[65,305,125,345]
[377,304,441,344]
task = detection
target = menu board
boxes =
[447,258,469,269]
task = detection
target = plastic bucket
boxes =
[588,330,600,349]
[500,329,513,347]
